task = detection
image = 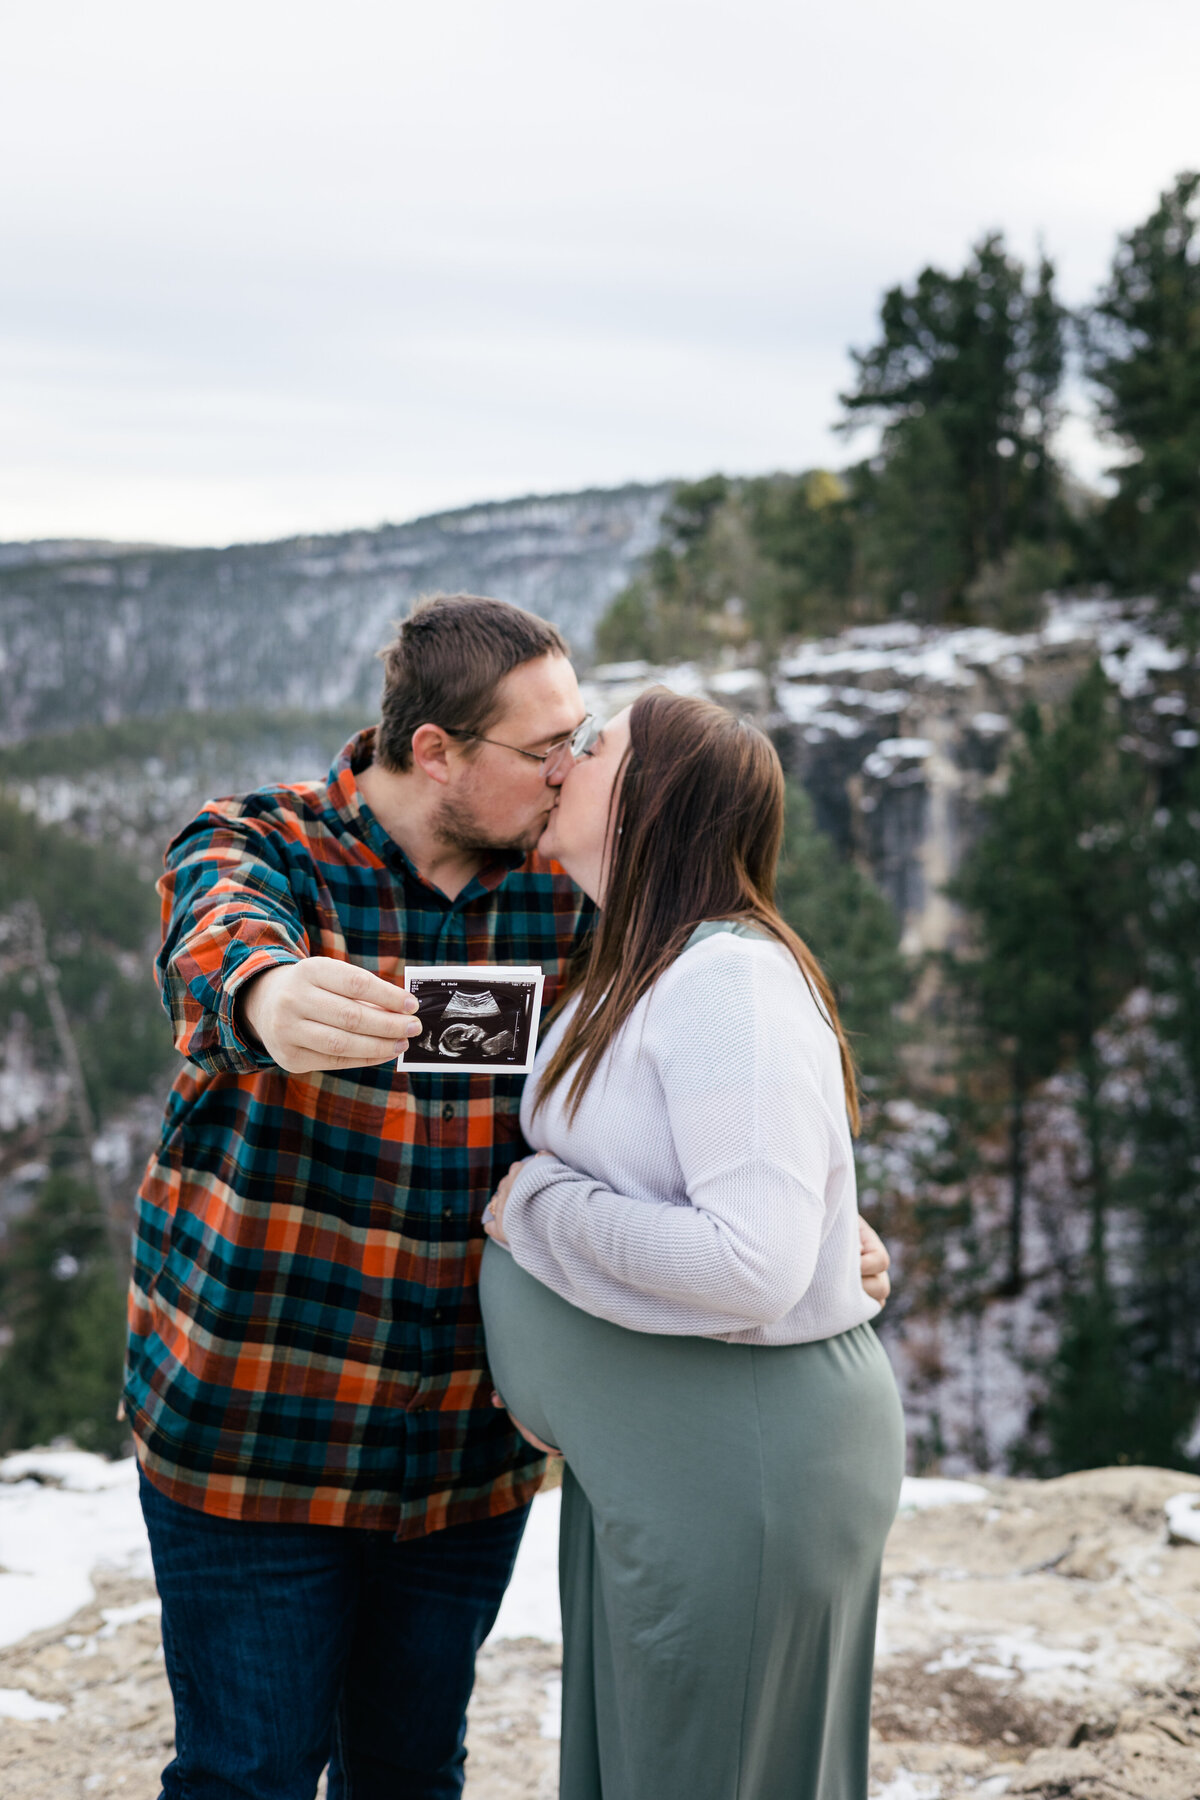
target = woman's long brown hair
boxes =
[535,687,860,1132]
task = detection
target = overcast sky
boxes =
[2,0,1198,547]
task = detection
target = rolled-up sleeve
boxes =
[156,811,309,1074]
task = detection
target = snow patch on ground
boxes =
[0,1686,67,1722]
[0,1453,151,1651]
[923,1633,1094,1681]
[899,1478,989,1511]
[538,1675,563,1740]
[487,1487,562,1643]
[0,1449,138,1492]
[0,1450,567,1653]
[1166,1491,1200,1546]
[871,1773,943,1800]
[98,1599,161,1638]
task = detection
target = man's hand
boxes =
[489,1388,561,1456]
[859,1216,891,1308]
[239,957,422,1074]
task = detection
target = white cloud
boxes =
[2,0,1197,542]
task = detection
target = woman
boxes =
[479,689,905,1800]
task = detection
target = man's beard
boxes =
[431,790,548,857]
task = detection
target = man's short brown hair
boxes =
[376,594,570,772]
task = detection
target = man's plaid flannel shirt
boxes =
[126,729,593,1537]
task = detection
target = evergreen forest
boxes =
[596,172,1200,663]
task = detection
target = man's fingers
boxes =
[304,958,418,1014]
[293,1021,414,1064]
[296,998,422,1044]
[326,998,422,1042]
[860,1245,889,1279]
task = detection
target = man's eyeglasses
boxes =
[444,713,599,768]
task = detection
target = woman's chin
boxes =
[539,821,581,885]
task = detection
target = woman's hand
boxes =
[482,1152,553,1248]
[858,1216,891,1307]
[482,1159,526,1247]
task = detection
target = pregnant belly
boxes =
[479,1241,567,1450]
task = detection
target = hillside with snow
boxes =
[0,486,669,741]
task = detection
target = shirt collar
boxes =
[325,728,527,898]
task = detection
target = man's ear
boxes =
[410,724,456,786]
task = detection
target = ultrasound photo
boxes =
[399,964,545,1075]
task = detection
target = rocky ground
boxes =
[2,1465,1198,1799]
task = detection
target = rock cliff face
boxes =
[581,597,1191,957]
[0,485,669,741]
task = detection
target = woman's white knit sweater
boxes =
[502,932,880,1344]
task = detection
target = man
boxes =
[128,593,891,1800]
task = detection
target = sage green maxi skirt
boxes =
[480,1242,906,1800]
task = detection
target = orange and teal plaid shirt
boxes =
[126,729,593,1537]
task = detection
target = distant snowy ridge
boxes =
[0,485,670,741]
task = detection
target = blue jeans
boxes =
[139,1471,530,1800]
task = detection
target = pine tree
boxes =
[592,473,857,665]
[840,234,1068,622]
[951,666,1148,1300]
[742,471,857,645]
[1086,171,1200,604]
[775,780,908,1092]
[0,796,169,1122]
[949,666,1164,1470]
[1116,760,1200,1464]
[0,1169,128,1456]
[0,800,169,1454]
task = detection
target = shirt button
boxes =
[443,1207,453,1219]
[442,1103,455,1120]
[433,1308,444,1320]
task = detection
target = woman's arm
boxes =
[493,943,856,1333]
[487,1171,890,1310]
[486,1171,889,1318]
